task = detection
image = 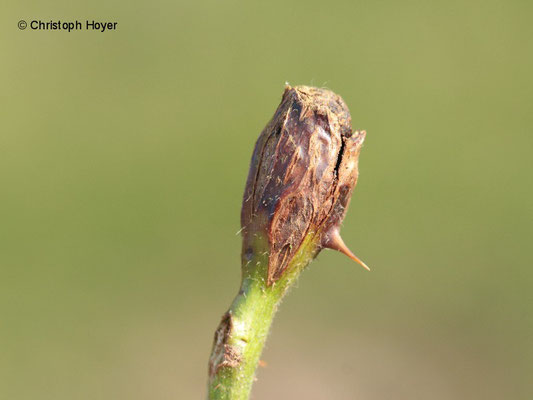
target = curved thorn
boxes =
[322,229,370,271]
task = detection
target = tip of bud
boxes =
[321,229,370,271]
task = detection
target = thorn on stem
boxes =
[322,228,370,271]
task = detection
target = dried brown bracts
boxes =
[241,85,368,285]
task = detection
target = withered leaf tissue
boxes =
[241,85,368,286]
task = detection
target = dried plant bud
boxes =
[241,85,367,285]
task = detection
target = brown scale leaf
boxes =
[241,85,366,285]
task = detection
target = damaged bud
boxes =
[241,85,368,285]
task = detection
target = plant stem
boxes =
[207,233,319,399]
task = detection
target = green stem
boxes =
[207,233,319,399]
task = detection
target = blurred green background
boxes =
[1,0,532,399]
